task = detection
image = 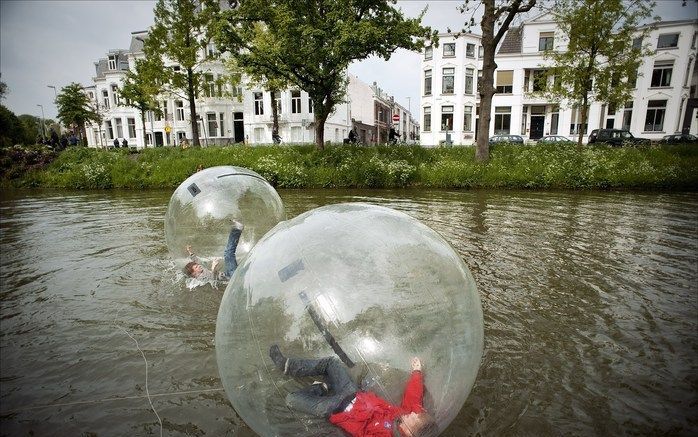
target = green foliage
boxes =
[542,0,654,144]
[0,145,58,183]
[0,105,26,147]
[215,0,435,149]
[55,83,98,141]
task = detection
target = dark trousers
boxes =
[285,357,358,417]
[222,227,242,278]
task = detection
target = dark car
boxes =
[538,135,573,144]
[489,134,524,144]
[659,133,698,145]
[588,129,650,146]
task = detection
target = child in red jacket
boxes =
[270,345,438,437]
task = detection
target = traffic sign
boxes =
[392,114,400,122]
[165,125,172,133]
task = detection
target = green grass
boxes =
[2,142,697,190]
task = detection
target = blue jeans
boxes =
[222,227,242,278]
[285,357,358,418]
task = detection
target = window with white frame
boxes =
[175,101,184,121]
[550,106,559,134]
[532,70,547,92]
[291,90,301,113]
[423,106,431,132]
[478,45,483,58]
[106,120,113,139]
[108,55,116,70]
[424,69,432,95]
[254,92,264,115]
[442,67,455,94]
[651,60,673,87]
[127,118,136,138]
[204,73,215,97]
[622,101,633,130]
[463,105,473,131]
[207,113,218,137]
[496,70,513,94]
[274,93,282,114]
[424,46,433,60]
[254,127,264,142]
[570,107,588,134]
[477,70,482,93]
[115,118,123,138]
[111,84,119,106]
[161,101,169,121]
[102,90,110,109]
[219,113,225,136]
[466,43,475,58]
[206,42,217,57]
[441,105,454,131]
[632,37,643,50]
[494,107,511,134]
[644,100,666,131]
[465,68,474,94]
[443,43,455,57]
[539,32,554,51]
[657,33,679,49]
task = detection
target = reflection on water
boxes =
[1,189,697,436]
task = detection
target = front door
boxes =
[233,112,244,143]
[154,131,164,146]
[530,116,544,139]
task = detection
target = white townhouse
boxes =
[84,32,419,149]
[420,15,698,146]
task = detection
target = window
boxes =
[206,42,217,57]
[423,106,431,132]
[443,43,455,57]
[539,32,554,51]
[532,70,546,92]
[291,126,302,142]
[308,97,313,113]
[115,118,123,138]
[108,55,116,70]
[644,100,666,131]
[494,107,511,134]
[175,101,184,121]
[463,106,473,131]
[495,70,513,94]
[465,68,474,94]
[127,118,136,138]
[550,106,559,135]
[88,91,94,100]
[570,107,588,135]
[207,113,218,137]
[632,37,643,50]
[424,46,433,60]
[442,67,455,94]
[219,113,225,137]
[254,92,264,115]
[204,73,215,97]
[628,68,638,88]
[622,101,633,130]
[521,106,528,133]
[441,105,454,131]
[657,33,679,49]
[274,93,282,114]
[466,43,475,58]
[102,89,109,109]
[478,45,483,58]
[111,84,119,106]
[651,60,673,87]
[106,120,113,139]
[254,127,264,142]
[477,70,482,93]
[424,69,432,95]
[161,101,168,121]
[291,90,301,113]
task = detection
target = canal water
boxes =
[1,189,696,436]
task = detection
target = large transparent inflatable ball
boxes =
[164,166,285,271]
[216,203,484,436]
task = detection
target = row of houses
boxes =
[420,15,698,145]
[84,31,419,149]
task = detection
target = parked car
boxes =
[588,129,651,146]
[659,133,698,145]
[538,135,573,144]
[489,135,524,144]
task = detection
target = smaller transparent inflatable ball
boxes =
[216,203,484,437]
[164,166,285,268]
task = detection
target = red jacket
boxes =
[329,371,425,437]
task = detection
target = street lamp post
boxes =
[36,104,46,139]
[47,85,57,101]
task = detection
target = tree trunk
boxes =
[140,109,148,148]
[578,94,589,146]
[476,2,498,162]
[270,89,279,143]
[187,67,200,147]
[314,112,325,150]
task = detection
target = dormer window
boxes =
[424,46,433,60]
[539,32,554,51]
[443,43,455,58]
[108,55,117,70]
[657,33,679,49]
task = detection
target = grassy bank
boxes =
[1,143,697,190]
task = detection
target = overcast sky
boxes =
[0,0,693,120]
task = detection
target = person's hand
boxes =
[186,245,193,255]
[411,357,422,372]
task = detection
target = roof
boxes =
[498,26,523,54]
[130,31,148,53]
[93,50,130,80]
